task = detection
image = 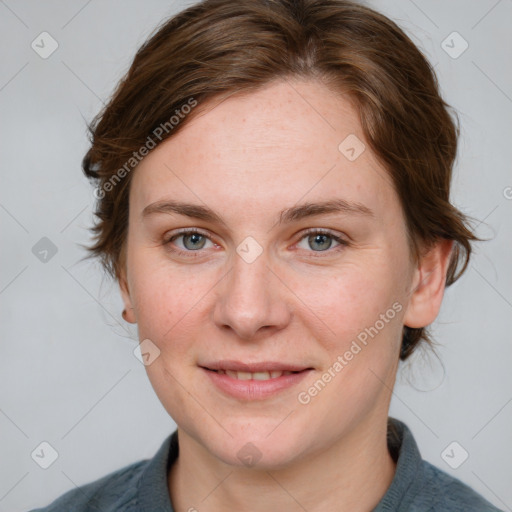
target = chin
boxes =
[201,421,309,470]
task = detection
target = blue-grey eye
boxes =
[295,231,345,253]
[182,232,207,250]
[307,233,333,251]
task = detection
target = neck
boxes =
[168,414,396,512]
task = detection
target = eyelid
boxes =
[165,227,212,239]
[298,227,346,239]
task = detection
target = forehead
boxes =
[130,79,398,223]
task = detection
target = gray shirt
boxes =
[29,417,503,511]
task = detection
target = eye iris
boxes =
[309,233,332,251]
[183,233,205,250]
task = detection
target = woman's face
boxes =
[121,79,433,468]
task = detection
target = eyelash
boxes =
[163,228,349,258]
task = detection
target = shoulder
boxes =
[412,459,504,512]
[28,458,148,511]
[380,418,503,512]
[28,431,178,512]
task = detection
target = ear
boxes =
[119,267,137,324]
[403,238,454,329]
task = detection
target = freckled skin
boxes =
[120,78,453,511]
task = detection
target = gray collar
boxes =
[121,417,422,511]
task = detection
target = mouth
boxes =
[201,368,306,381]
[199,361,314,400]
[200,360,313,378]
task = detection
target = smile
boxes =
[200,365,313,400]
[208,369,298,380]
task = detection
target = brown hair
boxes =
[81,0,481,361]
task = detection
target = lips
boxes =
[210,369,297,380]
[200,360,311,373]
[201,362,313,400]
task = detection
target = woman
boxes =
[31,0,502,510]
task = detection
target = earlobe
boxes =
[403,239,454,329]
[119,269,137,324]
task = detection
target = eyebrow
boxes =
[141,198,374,225]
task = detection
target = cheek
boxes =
[290,258,405,413]
[128,251,216,346]
[290,257,403,347]
[295,265,403,420]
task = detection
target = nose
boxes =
[212,250,291,340]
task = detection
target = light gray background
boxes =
[0,1,511,511]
